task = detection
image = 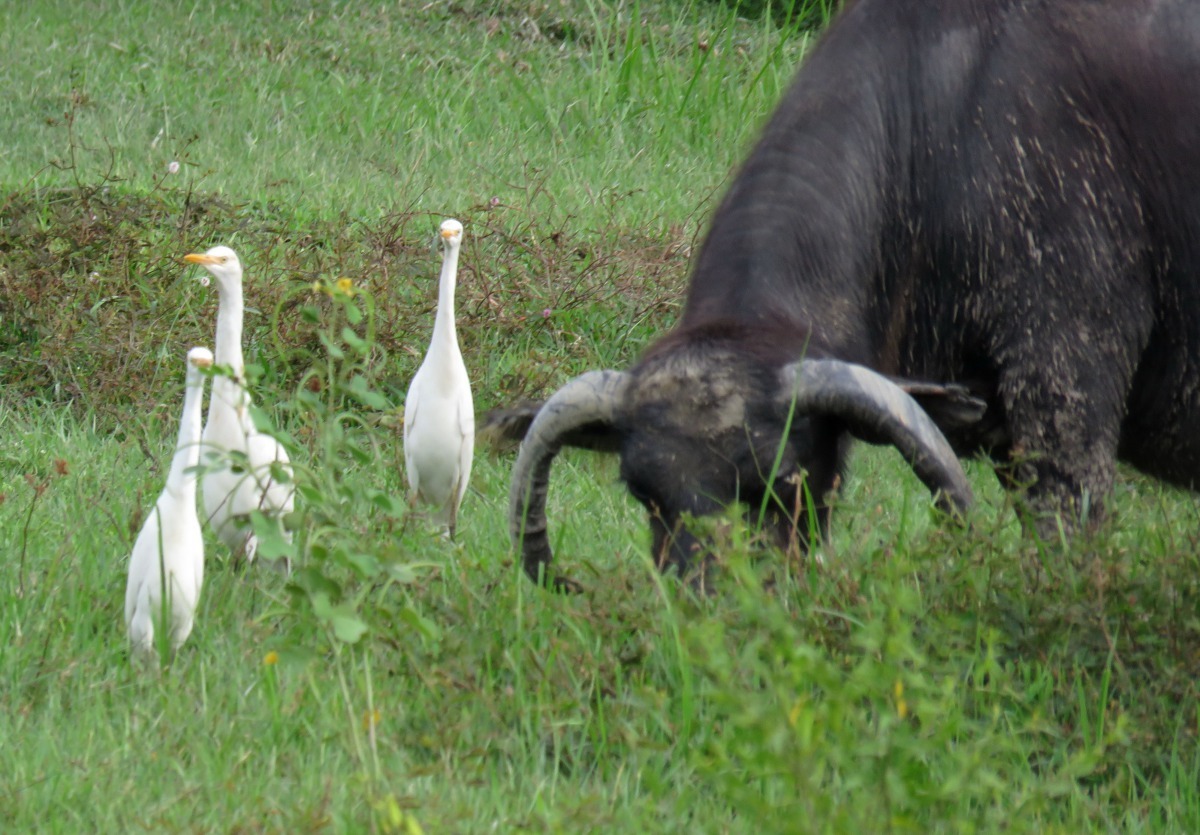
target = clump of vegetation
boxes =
[0,183,684,425]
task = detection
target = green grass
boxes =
[0,0,802,228]
[3,1,1200,832]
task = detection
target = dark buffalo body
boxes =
[500,0,1200,587]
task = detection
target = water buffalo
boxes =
[493,0,1200,589]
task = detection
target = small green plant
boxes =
[684,543,1127,832]
[261,275,420,649]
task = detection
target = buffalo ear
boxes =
[893,379,988,430]
[479,401,624,454]
[478,401,541,453]
[778,359,973,514]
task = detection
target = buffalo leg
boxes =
[998,352,1130,537]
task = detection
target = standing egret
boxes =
[184,246,294,568]
[125,346,211,665]
[404,219,475,538]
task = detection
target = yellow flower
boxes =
[310,280,325,295]
[264,650,280,666]
[336,276,355,296]
[363,708,382,731]
[894,679,908,719]
[787,699,803,728]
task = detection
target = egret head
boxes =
[184,245,242,293]
[439,219,464,249]
[187,346,214,370]
[186,346,214,386]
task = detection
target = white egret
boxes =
[403,219,475,538]
[184,246,294,568]
[125,346,211,665]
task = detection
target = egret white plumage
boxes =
[184,245,294,567]
[403,219,475,538]
[125,346,211,665]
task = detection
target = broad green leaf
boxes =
[349,375,390,410]
[341,326,368,354]
[385,562,418,584]
[369,490,407,518]
[331,612,368,643]
[344,551,380,577]
[249,511,296,562]
[319,331,344,359]
[399,606,441,642]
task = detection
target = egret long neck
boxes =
[169,370,205,496]
[214,281,245,374]
[429,243,462,359]
[210,280,247,418]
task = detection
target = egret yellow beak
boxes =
[184,253,218,265]
[441,229,456,240]
[192,357,213,369]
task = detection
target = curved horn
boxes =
[509,369,629,591]
[778,359,973,514]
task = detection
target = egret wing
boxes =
[403,375,423,495]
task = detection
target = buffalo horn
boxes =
[509,369,629,590]
[778,359,973,513]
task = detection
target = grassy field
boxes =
[3,1,1200,832]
